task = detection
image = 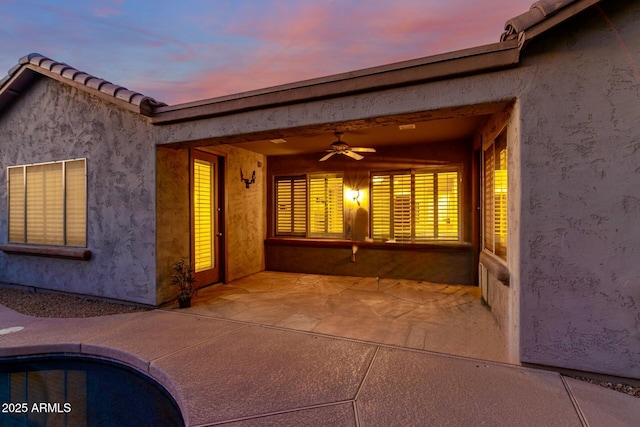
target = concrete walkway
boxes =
[1,302,639,425]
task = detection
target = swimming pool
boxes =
[0,354,184,427]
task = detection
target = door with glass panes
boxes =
[191,150,221,286]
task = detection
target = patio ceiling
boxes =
[231,114,489,156]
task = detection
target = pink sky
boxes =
[1,1,534,105]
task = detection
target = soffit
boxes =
[232,115,487,156]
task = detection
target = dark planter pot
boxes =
[178,297,191,308]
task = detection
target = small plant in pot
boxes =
[171,258,197,308]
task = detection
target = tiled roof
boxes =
[501,0,578,41]
[0,53,166,115]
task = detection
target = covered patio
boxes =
[172,272,508,363]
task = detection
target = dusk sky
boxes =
[2,0,534,105]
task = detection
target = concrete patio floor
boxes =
[1,272,639,426]
[180,271,509,363]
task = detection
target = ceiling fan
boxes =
[319,132,376,161]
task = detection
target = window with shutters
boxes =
[483,129,507,260]
[309,173,344,237]
[274,173,344,238]
[193,159,214,272]
[7,159,87,247]
[275,175,307,236]
[371,168,460,242]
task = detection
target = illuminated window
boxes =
[483,130,507,260]
[8,159,86,246]
[193,159,214,272]
[309,173,343,237]
[274,173,344,238]
[275,175,307,236]
[371,169,460,242]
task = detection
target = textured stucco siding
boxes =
[155,147,190,304]
[517,2,640,377]
[0,78,157,305]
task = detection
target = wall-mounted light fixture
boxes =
[346,188,361,206]
[240,168,256,189]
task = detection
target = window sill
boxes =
[479,250,509,286]
[266,237,471,252]
[0,244,92,261]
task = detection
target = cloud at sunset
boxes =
[1,0,534,104]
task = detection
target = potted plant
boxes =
[171,258,197,308]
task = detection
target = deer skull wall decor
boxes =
[240,168,256,188]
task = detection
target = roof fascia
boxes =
[0,63,155,117]
[520,0,602,49]
[151,40,521,125]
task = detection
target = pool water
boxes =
[0,355,184,427]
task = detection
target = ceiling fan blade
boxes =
[343,150,364,160]
[350,147,376,153]
[319,151,337,161]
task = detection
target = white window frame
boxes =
[370,167,461,243]
[7,158,87,247]
[274,173,345,238]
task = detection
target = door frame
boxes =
[190,148,226,287]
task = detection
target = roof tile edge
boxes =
[501,0,579,41]
[2,52,166,113]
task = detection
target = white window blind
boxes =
[393,174,412,242]
[371,175,391,241]
[414,172,435,241]
[275,176,307,235]
[7,159,86,246]
[309,174,343,237]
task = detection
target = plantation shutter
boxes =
[374,169,459,243]
[494,132,508,259]
[484,146,495,252]
[26,163,64,245]
[309,174,343,237]
[193,159,214,272]
[275,176,306,235]
[393,174,412,242]
[436,171,459,240]
[65,159,87,246]
[371,174,391,241]
[8,167,25,243]
[414,172,435,241]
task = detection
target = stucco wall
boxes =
[516,1,640,378]
[156,147,190,304]
[0,78,157,304]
